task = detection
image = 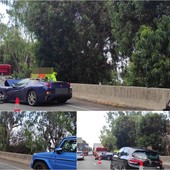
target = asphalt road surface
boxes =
[0,158,31,170]
[77,155,110,170]
[77,155,170,170]
[0,98,126,111]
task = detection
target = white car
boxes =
[77,151,84,160]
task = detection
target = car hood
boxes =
[33,151,54,158]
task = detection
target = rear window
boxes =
[133,151,159,160]
[77,151,83,154]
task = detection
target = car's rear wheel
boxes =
[121,166,126,170]
[33,161,49,170]
[0,90,6,103]
[27,90,38,106]
[107,156,112,160]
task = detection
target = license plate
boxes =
[55,88,68,94]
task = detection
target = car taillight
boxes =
[128,159,143,166]
[159,160,163,165]
[67,82,71,87]
[46,83,51,88]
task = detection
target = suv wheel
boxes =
[0,90,6,103]
[33,161,49,170]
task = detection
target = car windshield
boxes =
[13,78,31,87]
[133,151,159,160]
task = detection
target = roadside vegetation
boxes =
[0,111,76,154]
[100,111,170,155]
[0,1,169,87]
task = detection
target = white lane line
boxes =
[66,105,94,111]
[93,162,97,166]
[0,162,24,170]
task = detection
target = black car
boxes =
[110,147,164,170]
[100,152,114,160]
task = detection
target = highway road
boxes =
[0,98,124,111]
[77,155,110,169]
[0,158,31,170]
[77,155,170,170]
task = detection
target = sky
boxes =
[0,3,9,24]
[77,111,108,148]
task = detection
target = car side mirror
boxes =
[55,148,62,154]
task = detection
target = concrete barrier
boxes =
[161,156,170,166]
[0,151,32,165]
[72,83,170,110]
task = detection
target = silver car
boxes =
[77,151,84,160]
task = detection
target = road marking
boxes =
[93,162,97,166]
[67,105,94,111]
[0,162,24,170]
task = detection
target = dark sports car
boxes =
[0,78,72,106]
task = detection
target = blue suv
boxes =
[30,136,76,170]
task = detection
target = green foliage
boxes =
[108,1,170,87]
[113,115,137,149]
[0,1,169,86]
[127,15,170,87]
[100,125,116,152]
[0,111,76,154]
[101,111,168,153]
[6,1,113,83]
[136,113,166,152]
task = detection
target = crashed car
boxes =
[0,78,72,106]
[110,147,164,170]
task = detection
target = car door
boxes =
[54,138,76,169]
[119,147,131,169]
[7,79,28,101]
[113,147,125,169]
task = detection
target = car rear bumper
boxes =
[45,93,72,102]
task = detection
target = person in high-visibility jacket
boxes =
[47,72,57,82]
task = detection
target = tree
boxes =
[108,1,170,87]
[22,111,76,153]
[100,125,116,152]
[7,1,114,84]
[0,111,76,154]
[101,111,142,149]
[0,112,25,151]
[113,115,137,149]
[136,113,167,152]
[127,16,170,87]
[0,27,36,78]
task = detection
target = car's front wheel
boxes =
[107,156,112,160]
[33,161,49,170]
[0,90,6,103]
[27,90,38,106]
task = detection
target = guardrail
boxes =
[72,83,170,110]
